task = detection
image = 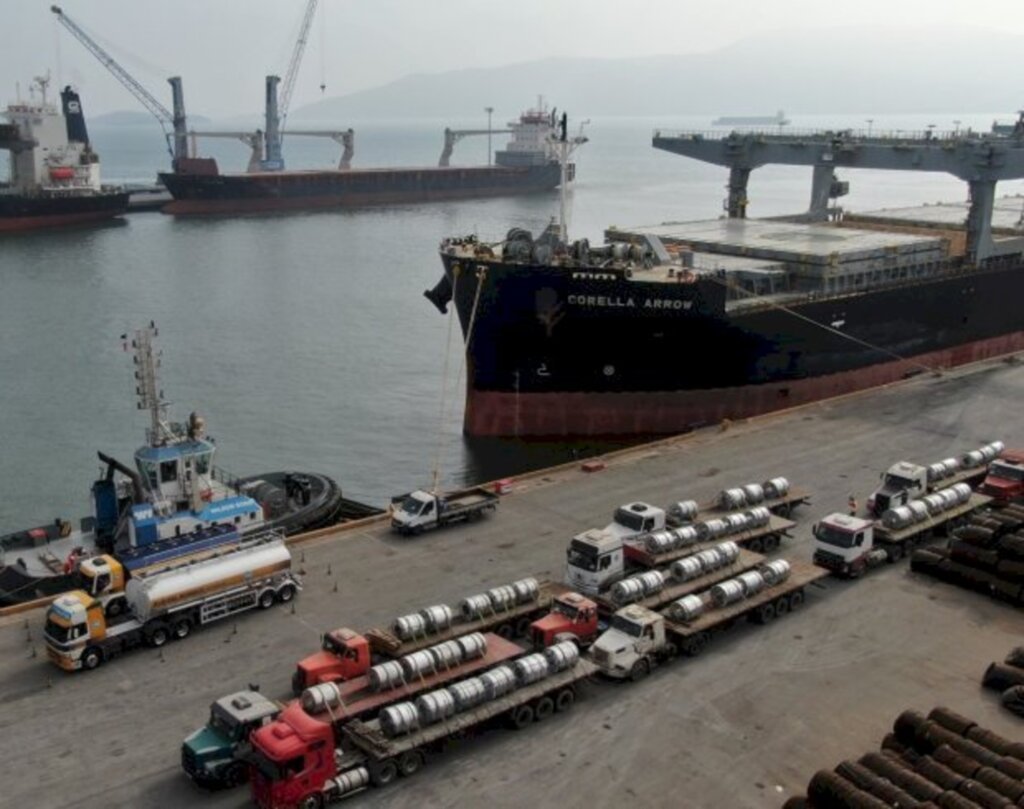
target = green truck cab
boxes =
[182,690,280,789]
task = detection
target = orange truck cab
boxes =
[530,592,599,648]
[980,451,1024,504]
[292,628,371,695]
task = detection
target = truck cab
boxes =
[812,513,879,576]
[980,452,1024,504]
[564,502,666,594]
[530,592,599,648]
[75,555,128,616]
[292,628,371,695]
[867,462,927,515]
[249,702,335,809]
[590,604,665,680]
[390,490,437,534]
[44,590,106,671]
[182,690,280,789]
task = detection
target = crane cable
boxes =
[708,271,941,376]
[429,266,460,495]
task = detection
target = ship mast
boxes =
[130,322,170,447]
[551,113,588,242]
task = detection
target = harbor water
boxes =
[1,113,1020,529]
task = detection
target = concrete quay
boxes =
[2,356,1023,808]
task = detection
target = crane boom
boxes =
[50,4,187,164]
[264,0,319,170]
[279,0,319,131]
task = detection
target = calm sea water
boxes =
[1,112,1020,528]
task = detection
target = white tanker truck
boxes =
[44,532,299,672]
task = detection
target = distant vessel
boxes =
[0,324,380,604]
[712,110,789,127]
[158,102,581,215]
[0,75,129,232]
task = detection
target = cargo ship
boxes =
[0,325,381,604]
[0,75,129,232]
[159,103,578,215]
[429,125,1024,438]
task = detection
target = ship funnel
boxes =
[61,86,89,145]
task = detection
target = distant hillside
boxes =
[91,110,210,126]
[292,24,1024,121]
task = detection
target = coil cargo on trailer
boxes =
[665,477,811,526]
[44,532,298,672]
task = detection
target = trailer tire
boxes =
[369,758,398,787]
[298,792,323,809]
[684,632,710,657]
[753,601,776,624]
[511,704,534,729]
[886,544,905,563]
[497,623,514,640]
[555,688,576,713]
[514,617,531,637]
[147,625,169,648]
[258,589,275,610]
[774,596,790,617]
[630,658,651,682]
[172,618,191,640]
[747,537,764,552]
[81,646,103,671]
[535,696,555,721]
[762,534,780,553]
[277,583,297,603]
[788,590,805,611]
[397,751,424,777]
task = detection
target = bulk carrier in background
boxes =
[0,75,129,232]
[159,101,578,215]
[432,121,1024,438]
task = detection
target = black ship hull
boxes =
[438,253,1024,437]
[158,163,565,215]
[0,190,129,232]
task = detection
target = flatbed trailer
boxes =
[340,660,598,784]
[874,493,992,549]
[594,547,765,618]
[624,514,794,569]
[662,559,828,657]
[365,580,573,655]
[676,486,812,524]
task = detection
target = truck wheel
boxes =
[104,598,125,619]
[298,793,323,809]
[662,642,678,661]
[258,589,275,609]
[369,758,398,787]
[684,632,709,657]
[753,602,776,625]
[172,618,191,640]
[886,544,905,563]
[555,688,576,713]
[497,623,514,640]
[761,534,780,552]
[397,751,424,777]
[277,583,297,603]
[774,596,790,617]
[224,761,248,788]
[629,658,650,682]
[514,617,531,637]
[148,626,169,647]
[511,704,534,729]
[747,537,764,552]
[82,647,103,671]
[534,696,555,721]
[788,590,805,611]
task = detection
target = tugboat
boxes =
[0,74,129,232]
[0,324,381,604]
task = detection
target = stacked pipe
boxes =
[378,641,580,738]
[911,502,1024,606]
[982,647,1024,719]
[781,706,1024,808]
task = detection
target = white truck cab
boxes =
[811,513,886,576]
[391,490,438,533]
[564,502,666,594]
[867,462,927,515]
[589,604,666,680]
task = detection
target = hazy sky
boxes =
[4,0,1024,117]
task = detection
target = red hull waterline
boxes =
[162,185,550,215]
[464,331,1024,438]
[0,210,124,232]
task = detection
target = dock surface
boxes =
[2,355,1023,808]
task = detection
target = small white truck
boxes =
[390,486,499,535]
[44,532,299,671]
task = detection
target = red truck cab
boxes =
[980,451,1024,504]
[250,702,334,809]
[292,628,371,695]
[530,592,599,648]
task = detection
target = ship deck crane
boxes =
[264,0,320,170]
[50,5,187,166]
[438,128,513,167]
[653,126,1024,263]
